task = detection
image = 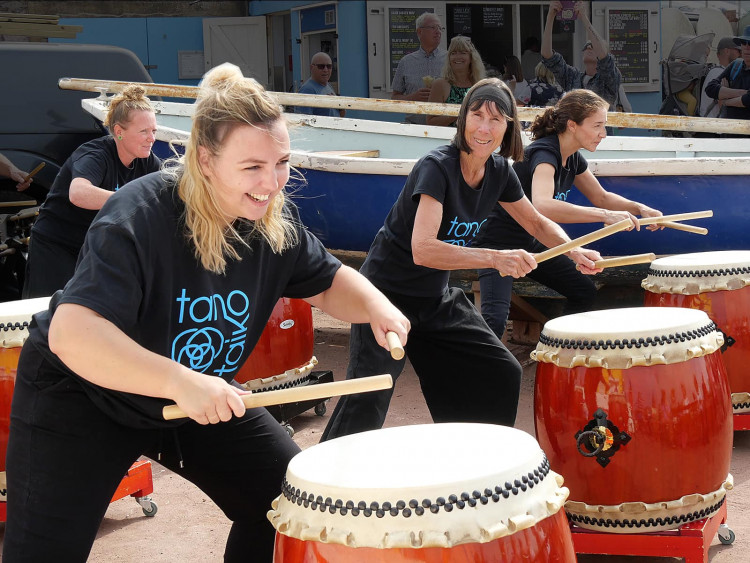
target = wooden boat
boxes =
[73,80,750,257]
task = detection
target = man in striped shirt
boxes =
[391,12,447,124]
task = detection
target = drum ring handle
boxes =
[576,429,606,457]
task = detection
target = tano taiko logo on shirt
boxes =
[171,289,250,377]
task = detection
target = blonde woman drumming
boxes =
[427,35,486,126]
[23,85,161,298]
[4,64,409,562]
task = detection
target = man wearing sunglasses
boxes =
[296,52,345,118]
[705,25,750,125]
[391,12,446,124]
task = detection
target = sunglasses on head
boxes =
[739,39,750,46]
[314,63,333,70]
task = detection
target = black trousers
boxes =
[3,345,300,563]
[321,286,522,441]
[22,231,78,298]
[477,240,596,339]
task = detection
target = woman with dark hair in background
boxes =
[426,35,486,126]
[503,55,531,106]
[475,89,662,339]
[322,78,600,442]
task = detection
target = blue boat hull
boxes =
[293,167,749,256]
[155,139,747,257]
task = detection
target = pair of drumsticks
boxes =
[538,209,713,270]
[163,210,712,421]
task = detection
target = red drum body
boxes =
[234,298,315,391]
[0,297,52,501]
[268,424,576,563]
[533,308,733,533]
[643,251,750,413]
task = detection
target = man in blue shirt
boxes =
[296,52,345,118]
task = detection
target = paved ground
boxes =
[1,309,748,561]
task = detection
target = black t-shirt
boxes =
[474,135,588,250]
[31,136,161,250]
[26,171,342,428]
[361,144,524,297]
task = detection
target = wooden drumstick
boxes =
[23,162,45,183]
[594,253,656,269]
[534,218,634,264]
[162,373,394,420]
[385,331,405,360]
[637,210,713,226]
[661,221,708,235]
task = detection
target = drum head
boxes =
[643,251,750,294]
[0,296,51,348]
[532,307,723,369]
[268,423,569,549]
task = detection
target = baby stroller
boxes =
[659,32,715,136]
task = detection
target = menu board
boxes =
[608,8,650,84]
[388,7,433,83]
[452,5,472,35]
[482,5,504,29]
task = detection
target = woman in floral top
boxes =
[427,35,486,126]
[528,61,565,107]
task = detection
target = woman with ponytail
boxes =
[4,63,408,562]
[322,79,600,442]
[475,89,662,339]
[24,84,161,297]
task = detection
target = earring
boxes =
[117,135,122,140]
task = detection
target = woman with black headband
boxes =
[475,89,662,340]
[322,78,601,440]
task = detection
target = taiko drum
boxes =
[533,307,733,533]
[0,297,52,502]
[234,298,314,390]
[643,251,750,413]
[268,423,576,562]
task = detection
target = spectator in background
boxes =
[528,61,565,107]
[296,52,345,118]
[700,36,741,118]
[705,25,750,124]
[391,12,447,124]
[521,36,542,83]
[541,1,621,108]
[427,35,486,126]
[503,55,531,106]
[0,152,33,194]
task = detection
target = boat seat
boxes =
[312,149,380,158]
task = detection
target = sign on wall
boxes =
[608,8,650,85]
[388,6,433,83]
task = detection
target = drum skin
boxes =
[0,347,20,474]
[644,287,750,396]
[534,355,733,507]
[234,298,313,384]
[273,509,575,562]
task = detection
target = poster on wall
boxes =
[388,6,434,83]
[608,8,650,84]
[452,5,471,35]
[482,5,504,29]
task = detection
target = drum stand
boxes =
[569,502,735,563]
[0,459,157,521]
[264,370,333,437]
[732,412,750,431]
